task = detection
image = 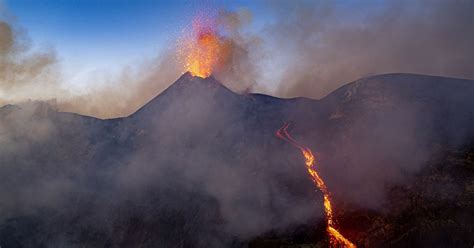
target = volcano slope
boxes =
[0,73,472,247]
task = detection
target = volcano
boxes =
[0,73,473,247]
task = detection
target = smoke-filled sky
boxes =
[1,0,473,118]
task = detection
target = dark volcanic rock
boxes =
[0,73,472,247]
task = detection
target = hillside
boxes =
[0,73,472,247]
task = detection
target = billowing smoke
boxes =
[0,17,60,106]
[265,0,474,98]
[212,8,262,93]
[0,82,320,246]
[0,1,473,246]
[58,9,261,118]
[1,1,473,118]
[0,5,181,118]
[58,50,183,118]
[0,22,54,87]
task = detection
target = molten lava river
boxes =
[277,123,356,248]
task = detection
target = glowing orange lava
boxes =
[178,15,229,78]
[276,123,356,248]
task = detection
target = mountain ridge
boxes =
[128,72,473,120]
[2,72,468,120]
[0,73,473,247]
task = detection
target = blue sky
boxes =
[0,0,381,87]
[3,0,269,86]
[4,0,468,108]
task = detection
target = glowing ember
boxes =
[178,15,229,78]
[276,123,356,248]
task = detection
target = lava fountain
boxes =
[177,14,230,78]
[276,123,356,248]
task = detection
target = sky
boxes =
[0,0,472,118]
[2,0,269,89]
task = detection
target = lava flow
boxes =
[276,123,356,248]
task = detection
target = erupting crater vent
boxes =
[178,14,230,78]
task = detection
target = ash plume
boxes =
[265,0,474,98]
[0,1,472,247]
[213,8,262,93]
[1,73,472,247]
[1,1,472,118]
[58,50,183,118]
[0,6,181,119]
[61,8,261,118]
[0,17,60,104]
